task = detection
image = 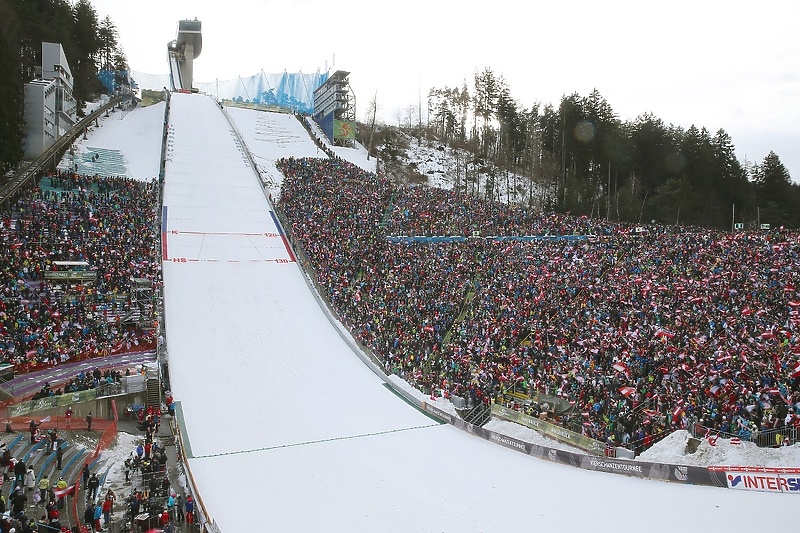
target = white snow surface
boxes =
[79,96,800,533]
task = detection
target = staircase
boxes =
[146,377,161,410]
[459,403,491,427]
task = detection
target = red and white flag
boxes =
[730,437,742,445]
[619,386,636,397]
[54,483,75,498]
[654,328,675,340]
[612,362,628,375]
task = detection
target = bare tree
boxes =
[366,91,378,161]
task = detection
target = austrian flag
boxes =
[654,327,675,340]
[54,483,76,498]
[791,361,800,380]
[612,362,628,375]
[619,386,636,397]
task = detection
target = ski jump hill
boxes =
[160,92,796,532]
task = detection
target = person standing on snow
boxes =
[81,463,90,490]
[93,500,103,532]
[28,420,40,444]
[184,494,194,524]
[24,466,35,493]
[13,458,26,486]
[87,472,100,501]
[38,474,50,503]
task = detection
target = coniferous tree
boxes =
[98,15,119,71]
[71,0,103,106]
[712,129,752,229]
[473,67,498,158]
[0,1,24,174]
[753,152,796,228]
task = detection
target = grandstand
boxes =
[56,147,128,178]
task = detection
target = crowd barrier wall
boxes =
[5,389,148,424]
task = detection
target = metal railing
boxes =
[691,422,797,448]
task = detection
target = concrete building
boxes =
[24,42,77,160]
[167,19,202,91]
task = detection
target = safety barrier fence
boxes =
[691,422,797,448]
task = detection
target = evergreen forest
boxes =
[416,68,798,229]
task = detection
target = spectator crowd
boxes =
[0,171,161,374]
[277,156,800,453]
[30,366,129,402]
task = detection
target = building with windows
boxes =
[313,70,356,147]
[24,42,77,160]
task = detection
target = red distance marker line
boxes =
[167,230,281,237]
[168,258,292,264]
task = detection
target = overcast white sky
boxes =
[90,0,799,180]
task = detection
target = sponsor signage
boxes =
[44,270,97,281]
[423,402,454,424]
[334,120,355,140]
[486,431,530,453]
[710,467,800,493]
[491,404,606,455]
[8,388,98,417]
[582,456,645,477]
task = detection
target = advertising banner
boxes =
[8,388,98,417]
[484,429,531,454]
[44,271,97,280]
[491,404,606,455]
[333,120,355,140]
[423,402,454,424]
[709,466,800,493]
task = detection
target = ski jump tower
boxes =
[167,19,202,91]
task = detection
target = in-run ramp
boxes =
[161,93,794,532]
